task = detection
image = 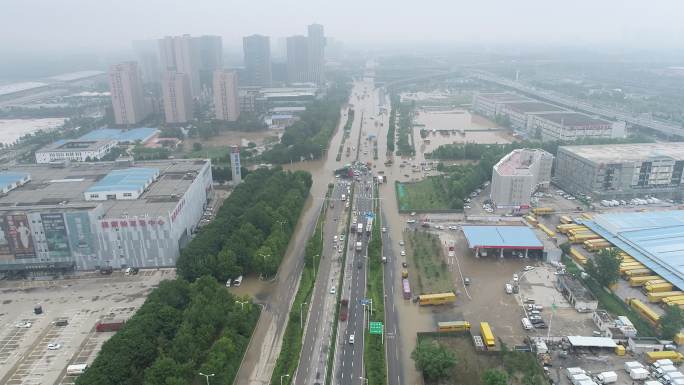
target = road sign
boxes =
[360,299,370,305]
[370,322,383,335]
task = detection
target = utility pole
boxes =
[199,372,215,385]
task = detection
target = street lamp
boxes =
[235,300,248,310]
[199,372,215,385]
[281,374,290,385]
[359,376,369,385]
[300,302,308,329]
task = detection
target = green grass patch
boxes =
[185,145,231,159]
[363,186,387,385]
[405,230,452,294]
[396,180,450,211]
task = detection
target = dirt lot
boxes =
[0,269,173,385]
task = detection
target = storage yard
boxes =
[0,269,172,385]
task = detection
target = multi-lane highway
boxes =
[381,209,403,385]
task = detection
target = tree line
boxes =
[260,82,351,164]
[386,94,397,153]
[76,277,260,385]
[176,167,312,281]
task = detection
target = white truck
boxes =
[355,241,362,251]
[357,222,363,234]
[595,371,618,384]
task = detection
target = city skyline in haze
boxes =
[2,0,684,53]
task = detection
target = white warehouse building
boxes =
[490,148,553,208]
[35,140,117,164]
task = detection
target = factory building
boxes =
[472,92,530,119]
[490,149,553,208]
[35,140,117,164]
[0,160,212,275]
[529,112,625,141]
[498,101,568,131]
[555,143,684,200]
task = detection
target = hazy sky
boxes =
[2,0,683,52]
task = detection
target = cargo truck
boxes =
[646,351,684,364]
[357,223,363,234]
[480,322,495,346]
[366,218,372,235]
[96,319,126,332]
[66,364,89,375]
[339,299,348,321]
[437,321,470,332]
[418,292,456,306]
[595,371,618,384]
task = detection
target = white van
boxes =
[225,279,232,287]
[233,275,243,287]
[505,284,513,294]
[521,318,533,330]
[66,364,89,375]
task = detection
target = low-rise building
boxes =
[557,275,598,312]
[490,149,553,208]
[555,142,684,200]
[472,92,530,119]
[35,140,117,163]
[498,101,568,131]
[529,112,625,141]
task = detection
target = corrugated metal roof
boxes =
[79,128,158,143]
[581,211,684,291]
[567,336,617,348]
[86,168,158,193]
[462,226,544,249]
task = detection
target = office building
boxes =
[529,112,625,141]
[196,35,223,89]
[132,40,161,83]
[158,35,201,97]
[0,160,212,275]
[307,24,325,84]
[243,34,272,87]
[213,70,240,122]
[490,149,553,208]
[108,62,150,126]
[35,140,117,164]
[162,71,193,124]
[287,35,309,83]
[555,143,684,200]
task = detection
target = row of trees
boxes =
[76,277,260,385]
[395,98,415,156]
[386,94,398,153]
[176,168,312,281]
[261,83,351,164]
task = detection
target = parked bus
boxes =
[418,292,456,306]
[560,215,573,224]
[569,248,587,265]
[628,275,661,287]
[537,224,556,238]
[645,282,675,293]
[480,322,496,346]
[531,207,554,215]
[402,279,411,300]
[437,321,471,332]
[647,291,683,303]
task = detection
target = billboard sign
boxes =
[41,213,70,257]
[0,217,12,260]
[5,214,35,258]
[65,212,94,257]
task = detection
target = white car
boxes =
[399,240,405,246]
[464,205,471,209]
[523,266,535,271]
[400,250,406,256]
[513,274,519,282]
[16,321,31,328]
[47,343,61,350]
[330,287,336,294]
[349,334,355,344]
[340,235,345,241]
[382,227,387,233]
[410,212,416,216]
[407,219,416,224]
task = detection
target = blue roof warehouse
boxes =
[462,225,545,259]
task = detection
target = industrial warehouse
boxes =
[0,159,212,275]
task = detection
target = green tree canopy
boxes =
[411,340,457,382]
[585,248,622,287]
[660,305,684,339]
[482,368,509,385]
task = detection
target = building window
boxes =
[90,194,99,198]
[123,193,132,197]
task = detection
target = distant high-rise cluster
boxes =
[286,24,326,84]
[243,35,272,87]
[108,61,150,126]
[162,71,193,124]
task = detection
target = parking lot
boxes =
[0,269,173,385]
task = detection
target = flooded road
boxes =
[234,80,370,385]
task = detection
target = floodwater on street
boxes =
[0,118,66,145]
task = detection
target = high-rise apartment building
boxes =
[109,62,150,126]
[196,35,223,89]
[307,24,325,84]
[158,35,201,98]
[213,70,240,122]
[243,34,272,86]
[287,35,309,83]
[162,71,193,124]
[132,40,160,83]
